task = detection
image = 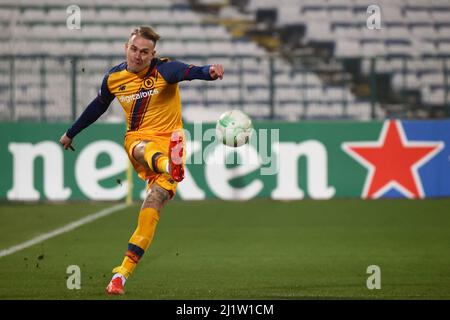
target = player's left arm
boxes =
[157,60,224,84]
[208,64,224,80]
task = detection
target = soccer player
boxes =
[59,26,224,295]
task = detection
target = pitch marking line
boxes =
[0,203,129,258]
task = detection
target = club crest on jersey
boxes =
[143,77,155,89]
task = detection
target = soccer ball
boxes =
[215,109,253,147]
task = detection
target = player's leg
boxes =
[133,140,169,175]
[133,132,185,182]
[106,183,171,295]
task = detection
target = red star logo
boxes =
[342,120,444,199]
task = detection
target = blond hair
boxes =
[129,26,161,45]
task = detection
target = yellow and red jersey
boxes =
[103,58,181,134]
[66,58,212,139]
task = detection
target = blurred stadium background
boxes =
[1,0,450,300]
[1,0,449,122]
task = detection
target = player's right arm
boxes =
[59,73,115,150]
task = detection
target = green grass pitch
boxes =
[0,199,449,299]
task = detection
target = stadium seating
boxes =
[3,0,448,122]
[242,0,449,115]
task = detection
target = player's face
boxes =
[125,35,156,73]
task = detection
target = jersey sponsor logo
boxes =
[118,89,159,104]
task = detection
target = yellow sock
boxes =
[112,258,136,279]
[143,142,169,174]
[129,207,160,250]
[112,208,160,279]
